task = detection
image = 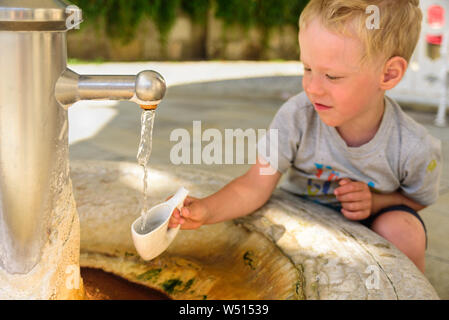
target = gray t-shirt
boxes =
[258,91,442,209]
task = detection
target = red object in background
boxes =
[427,34,443,45]
[428,5,445,27]
[427,5,445,45]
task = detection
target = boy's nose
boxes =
[304,74,325,96]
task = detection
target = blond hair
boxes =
[299,0,423,64]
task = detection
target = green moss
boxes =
[243,250,256,270]
[162,279,183,294]
[159,278,195,294]
[136,268,162,281]
[184,278,195,291]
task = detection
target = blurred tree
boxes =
[181,0,211,59]
[71,0,182,44]
[181,0,211,26]
[255,0,309,53]
[215,0,256,30]
[144,0,182,45]
[70,0,309,53]
[104,0,146,43]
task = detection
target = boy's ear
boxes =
[379,56,408,90]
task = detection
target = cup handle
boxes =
[166,224,181,244]
[166,187,189,212]
[165,187,188,246]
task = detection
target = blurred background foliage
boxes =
[71,0,309,45]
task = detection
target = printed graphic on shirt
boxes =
[306,163,377,197]
[307,163,340,196]
[426,159,437,173]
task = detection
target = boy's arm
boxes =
[371,191,427,215]
[203,157,282,225]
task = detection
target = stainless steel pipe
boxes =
[0,30,68,275]
[0,0,166,275]
[55,69,166,109]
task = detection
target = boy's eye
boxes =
[326,74,342,80]
[303,68,342,80]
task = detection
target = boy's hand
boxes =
[334,178,372,221]
[167,196,208,230]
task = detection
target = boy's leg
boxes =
[369,209,426,273]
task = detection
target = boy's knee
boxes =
[370,210,426,253]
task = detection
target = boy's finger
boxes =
[341,208,370,221]
[341,208,362,220]
[334,182,363,196]
[183,196,197,206]
[169,215,186,227]
[169,222,180,229]
[171,208,180,218]
[168,217,179,227]
[169,215,180,224]
[180,207,190,218]
[340,200,366,212]
[339,178,352,185]
[336,191,370,202]
[180,221,201,230]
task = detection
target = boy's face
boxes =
[299,18,384,129]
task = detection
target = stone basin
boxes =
[71,160,439,300]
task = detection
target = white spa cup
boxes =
[131,187,189,260]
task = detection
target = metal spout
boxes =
[55,69,166,109]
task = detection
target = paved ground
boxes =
[68,61,449,299]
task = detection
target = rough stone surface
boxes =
[0,180,84,300]
[73,160,301,300]
[71,160,439,300]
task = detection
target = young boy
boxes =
[168,0,442,273]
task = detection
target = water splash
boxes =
[137,110,156,232]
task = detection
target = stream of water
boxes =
[137,110,156,232]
